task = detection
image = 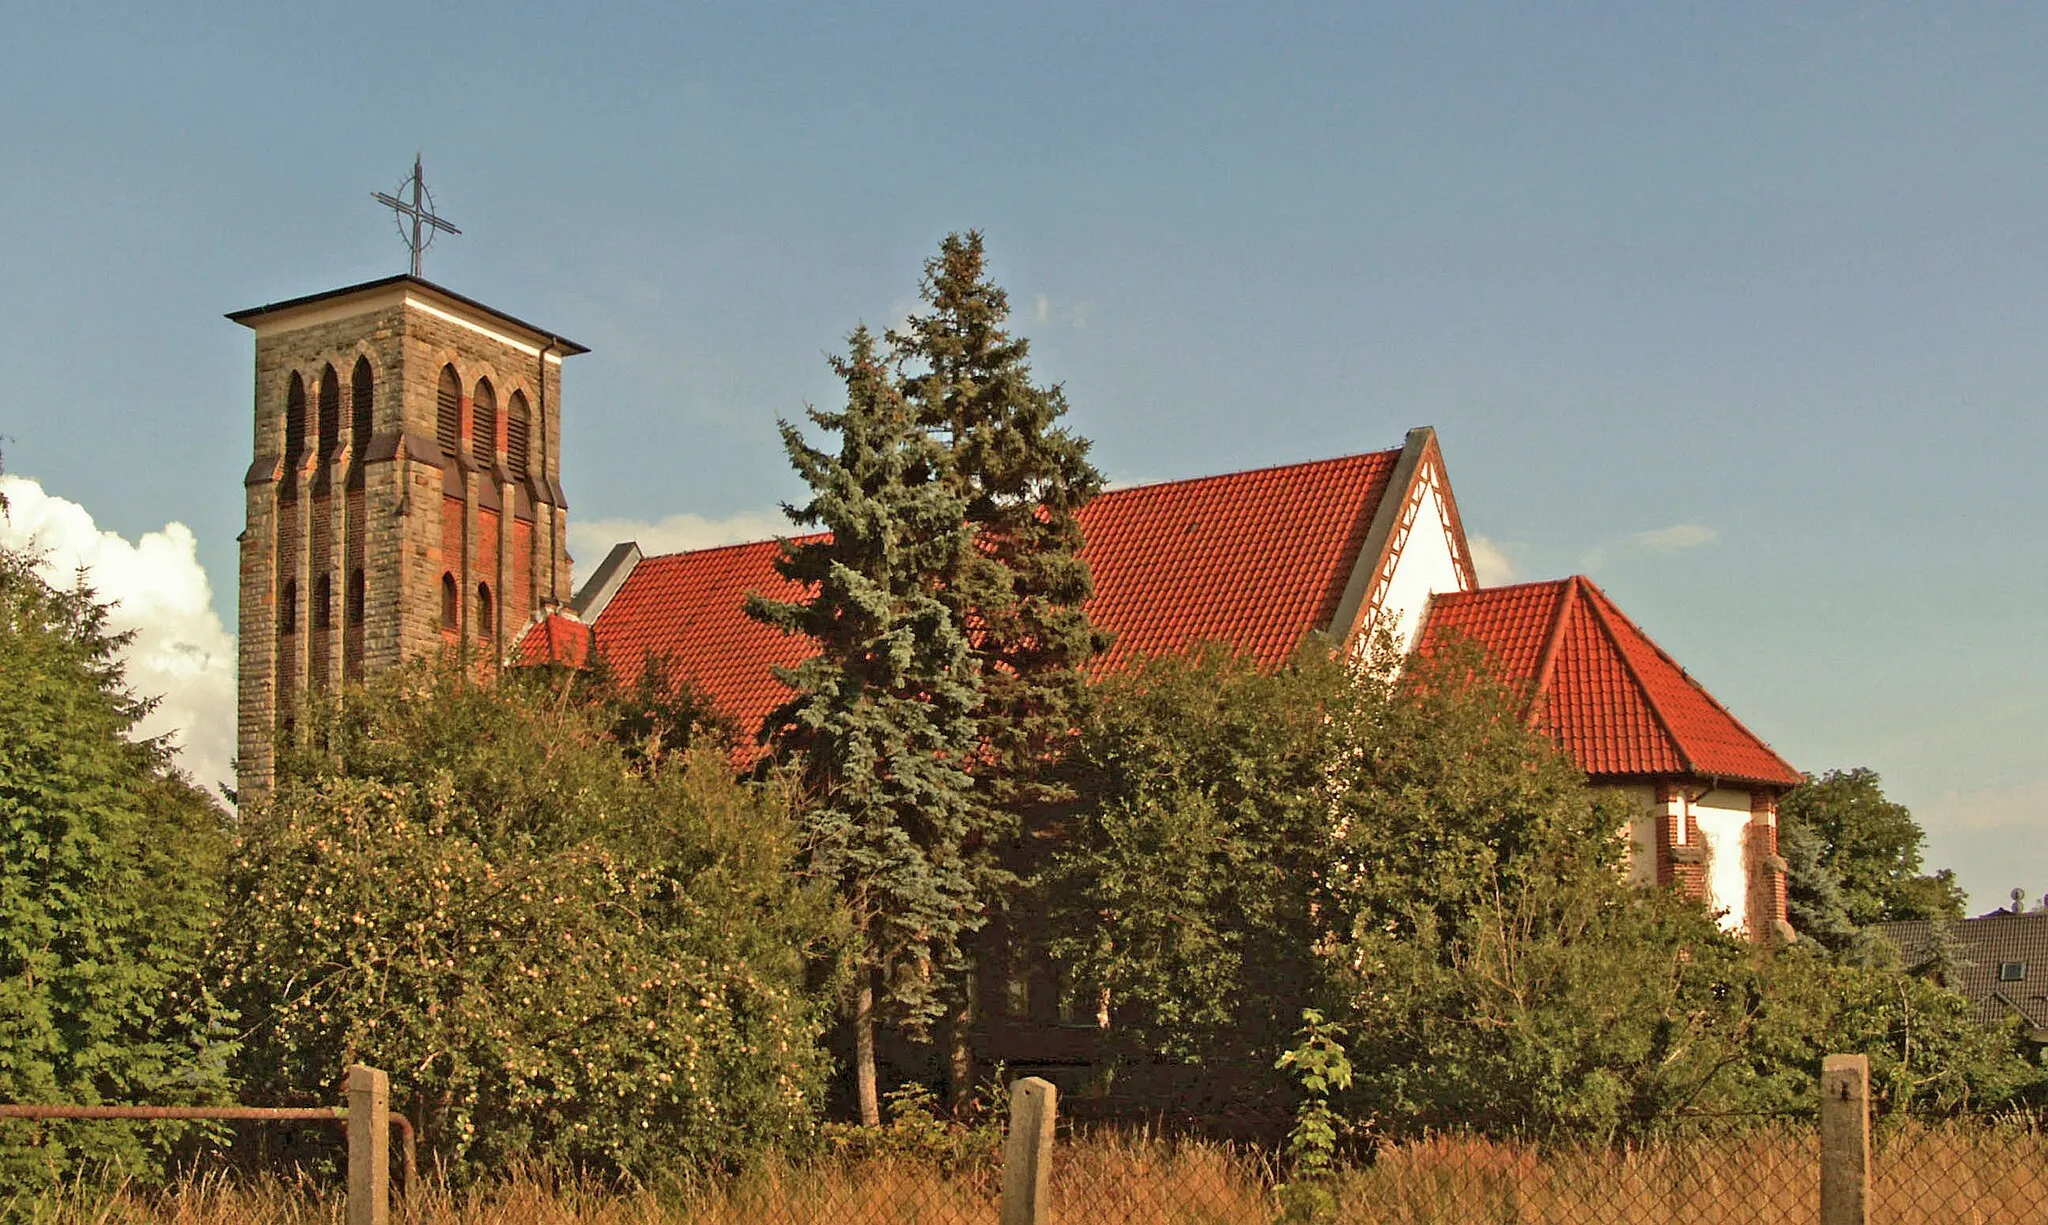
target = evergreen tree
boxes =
[889,233,1106,1095]
[747,327,985,1125]
[0,501,233,1189]
[889,232,1107,813]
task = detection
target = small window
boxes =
[2001,962,2026,982]
[476,582,494,641]
[312,574,331,630]
[440,572,459,630]
[346,569,366,625]
[279,580,297,634]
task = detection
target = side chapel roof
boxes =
[513,611,594,670]
[1416,577,1802,789]
[578,445,1425,744]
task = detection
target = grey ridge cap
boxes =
[573,542,644,623]
[226,274,590,356]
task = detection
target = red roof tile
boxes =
[513,612,594,669]
[1418,577,1802,788]
[589,450,1403,743]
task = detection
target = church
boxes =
[230,272,1801,942]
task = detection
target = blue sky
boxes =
[3,3,2043,909]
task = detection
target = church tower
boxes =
[229,276,587,787]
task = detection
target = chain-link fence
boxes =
[17,1060,2048,1222]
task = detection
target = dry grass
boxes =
[10,1122,2046,1224]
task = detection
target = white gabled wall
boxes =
[1371,478,1469,652]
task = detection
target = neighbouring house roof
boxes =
[1875,914,2048,1037]
[1417,576,1802,788]
[513,611,595,670]
[573,446,1413,744]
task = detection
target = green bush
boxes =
[0,540,233,1190]
[215,664,846,1179]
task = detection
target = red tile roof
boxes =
[513,612,594,669]
[1418,577,1802,788]
[588,450,1403,743]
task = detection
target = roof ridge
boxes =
[1521,576,1580,729]
[639,533,819,563]
[634,449,1407,564]
[1097,448,1399,498]
[1575,578,1799,785]
[1576,577,1696,777]
[1435,577,1573,604]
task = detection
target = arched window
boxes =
[476,582,494,641]
[279,580,298,634]
[507,391,532,484]
[350,357,374,456]
[317,365,341,463]
[283,373,307,467]
[436,365,462,459]
[346,568,365,625]
[312,574,332,630]
[440,572,459,630]
[471,379,497,467]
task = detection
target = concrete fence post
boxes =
[1820,1054,1870,1225]
[346,1063,390,1225]
[1001,1076,1057,1225]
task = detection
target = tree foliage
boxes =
[746,326,985,1123]
[216,664,841,1179]
[1781,768,1966,950]
[0,530,233,1188]
[1050,640,2040,1139]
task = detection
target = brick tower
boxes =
[229,276,587,788]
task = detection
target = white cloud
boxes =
[569,511,789,585]
[1583,523,1719,569]
[1467,535,1517,587]
[0,476,238,799]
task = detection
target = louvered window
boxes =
[507,391,532,483]
[436,366,462,458]
[317,365,341,461]
[283,374,307,464]
[472,379,497,466]
[350,358,374,455]
[441,573,459,630]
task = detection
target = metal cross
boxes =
[372,154,460,278]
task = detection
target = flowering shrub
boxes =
[215,665,846,1179]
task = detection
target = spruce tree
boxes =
[889,232,1107,811]
[888,234,1107,1095]
[747,327,984,1125]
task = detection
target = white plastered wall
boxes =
[1372,481,1469,652]
[1692,788,1754,935]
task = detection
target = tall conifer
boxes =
[889,233,1107,811]
[888,233,1107,1094]
[747,327,984,1125]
